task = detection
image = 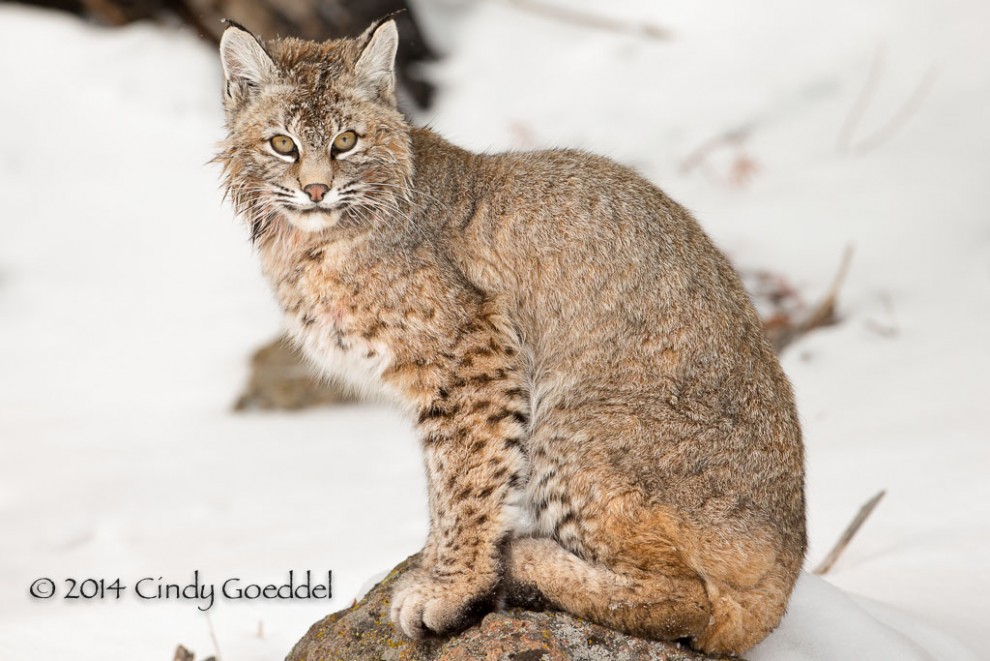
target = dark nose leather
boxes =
[303,183,330,203]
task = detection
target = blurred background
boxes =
[1,1,988,659]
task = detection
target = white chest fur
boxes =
[259,233,396,403]
[285,312,394,402]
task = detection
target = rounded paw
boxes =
[389,571,494,638]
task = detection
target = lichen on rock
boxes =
[286,555,727,661]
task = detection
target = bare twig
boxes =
[864,292,899,338]
[853,67,937,156]
[498,0,671,41]
[678,125,752,175]
[795,245,853,333]
[770,246,853,352]
[837,46,885,154]
[864,319,898,337]
[837,44,937,156]
[814,489,887,575]
[206,611,223,661]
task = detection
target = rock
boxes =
[234,334,357,411]
[286,555,725,661]
[172,646,194,661]
[171,645,214,661]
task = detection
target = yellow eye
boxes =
[332,130,358,154]
[269,135,297,156]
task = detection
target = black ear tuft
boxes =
[359,10,406,46]
[220,17,251,33]
[354,19,399,105]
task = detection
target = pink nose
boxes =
[303,183,329,203]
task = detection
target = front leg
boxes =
[388,325,530,638]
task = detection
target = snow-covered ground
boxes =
[1,2,987,659]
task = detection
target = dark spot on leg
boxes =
[504,437,524,452]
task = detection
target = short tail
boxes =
[505,536,789,655]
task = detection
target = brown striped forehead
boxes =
[267,36,359,93]
[265,37,365,146]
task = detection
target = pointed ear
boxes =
[354,19,399,105]
[219,23,276,102]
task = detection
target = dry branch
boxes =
[837,46,885,154]
[795,245,853,330]
[765,246,853,353]
[865,293,899,338]
[206,611,223,661]
[814,489,887,575]
[838,46,937,156]
[499,0,670,41]
[853,68,937,156]
[678,125,752,176]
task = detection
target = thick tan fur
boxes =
[216,20,806,656]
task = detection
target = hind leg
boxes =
[506,534,793,656]
[505,537,712,644]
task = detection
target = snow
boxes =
[1,1,988,659]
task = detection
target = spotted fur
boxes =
[216,20,806,656]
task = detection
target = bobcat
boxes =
[216,19,806,656]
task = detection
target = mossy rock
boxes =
[286,555,725,661]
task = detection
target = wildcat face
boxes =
[217,21,414,240]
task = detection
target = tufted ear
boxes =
[219,22,276,102]
[354,19,399,105]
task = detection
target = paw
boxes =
[389,570,495,638]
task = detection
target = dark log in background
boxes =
[12,0,437,108]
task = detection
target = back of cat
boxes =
[217,20,805,655]
[418,131,807,652]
